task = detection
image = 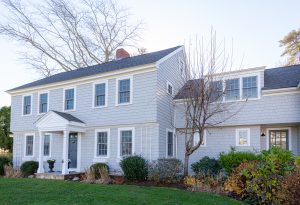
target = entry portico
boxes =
[35,111,85,174]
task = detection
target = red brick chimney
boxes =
[116,48,130,59]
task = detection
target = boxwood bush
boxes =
[219,148,258,174]
[0,156,11,175]
[20,161,38,177]
[90,163,109,179]
[120,155,148,181]
[191,156,221,176]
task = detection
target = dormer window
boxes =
[242,76,258,99]
[225,78,240,101]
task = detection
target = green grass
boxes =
[0,178,245,205]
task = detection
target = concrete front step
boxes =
[35,172,83,180]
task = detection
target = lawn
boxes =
[0,178,245,205]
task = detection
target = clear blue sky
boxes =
[0,0,299,106]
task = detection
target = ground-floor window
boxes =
[167,130,174,157]
[43,134,51,156]
[193,130,207,147]
[236,128,250,146]
[25,134,34,156]
[269,130,288,150]
[119,128,134,157]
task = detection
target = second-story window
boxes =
[210,81,223,102]
[64,88,75,111]
[95,83,106,107]
[242,76,258,99]
[23,95,32,115]
[167,81,173,96]
[225,78,240,101]
[39,93,48,114]
[118,78,131,104]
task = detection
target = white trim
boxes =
[115,75,133,106]
[166,128,175,158]
[43,133,52,159]
[77,133,82,172]
[22,94,33,116]
[266,127,292,150]
[156,46,183,65]
[37,91,49,115]
[24,133,35,157]
[193,130,207,147]
[166,81,174,96]
[235,128,250,146]
[92,80,108,108]
[8,64,156,96]
[262,87,300,96]
[94,128,110,160]
[63,87,76,112]
[117,127,135,158]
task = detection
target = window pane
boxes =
[121,130,132,156]
[238,130,248,145]
[97,132,108,156]
[168,84,173,95]
[167,131,173,157]
[95,84,106,106]
[39,93,48,113]
[23,96,31,115]
[44,135,50,156]
[242,76,257,99]
[119,79,130,104]
[65,89,74,110]
[210,81,223,102]
[26,135,33,156]
[225,79,240,101]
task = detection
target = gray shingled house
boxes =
[6,46,300,175]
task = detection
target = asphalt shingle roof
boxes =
[8,46,181,92]
[263,64,300,90]
[52,110,84,123]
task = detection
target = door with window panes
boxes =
[269,130,288,150]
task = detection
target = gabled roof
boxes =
[51,111,84,123]
[263,64,300,90]
[8,46,182,92]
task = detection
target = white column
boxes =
[62,130,69,175]
[37,131,44,173]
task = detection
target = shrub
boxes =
[90,163,109,179]
[148,158,182,183]
[20,161,38,177]
[191,156,221,176]
[4,164,22,178]
[224,161,258,199]
[219,148,258,174]
[244,147,294,204]
[119,155,148,181]
[0,156,11,175]
[276,167,300,205]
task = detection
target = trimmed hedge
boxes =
[0,156,11,175]
[219,148,258,174]
[120,155,148,181]
[90,163,109,179]
[20,161,38,177]
[191,156,221,176]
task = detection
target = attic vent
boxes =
[116,48,130,60]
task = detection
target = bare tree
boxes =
[177,32,242,176]
[0,0,142,76]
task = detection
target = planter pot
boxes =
[48,162,55,172]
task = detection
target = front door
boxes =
[269,130,289,150]
[68,133,78,169]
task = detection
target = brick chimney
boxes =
[116,48,130,59]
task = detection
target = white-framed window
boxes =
[24,134,35,157]
[225,78,240,101]
[63,87,76,111]
[193,130,207,147]
[94,129,110,158]
[167,81,173,96]
[118,127,135,157]
[38,92,49,114]
[43,134,51,156]
[22,95,32,116]
[116,76,133,105]
[166,129,174,157]
[242,76,258,99]
[210,81,223,102]
[93,81,107,108]
[236,128,250,146]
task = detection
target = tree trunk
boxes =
[184,153,190,176]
